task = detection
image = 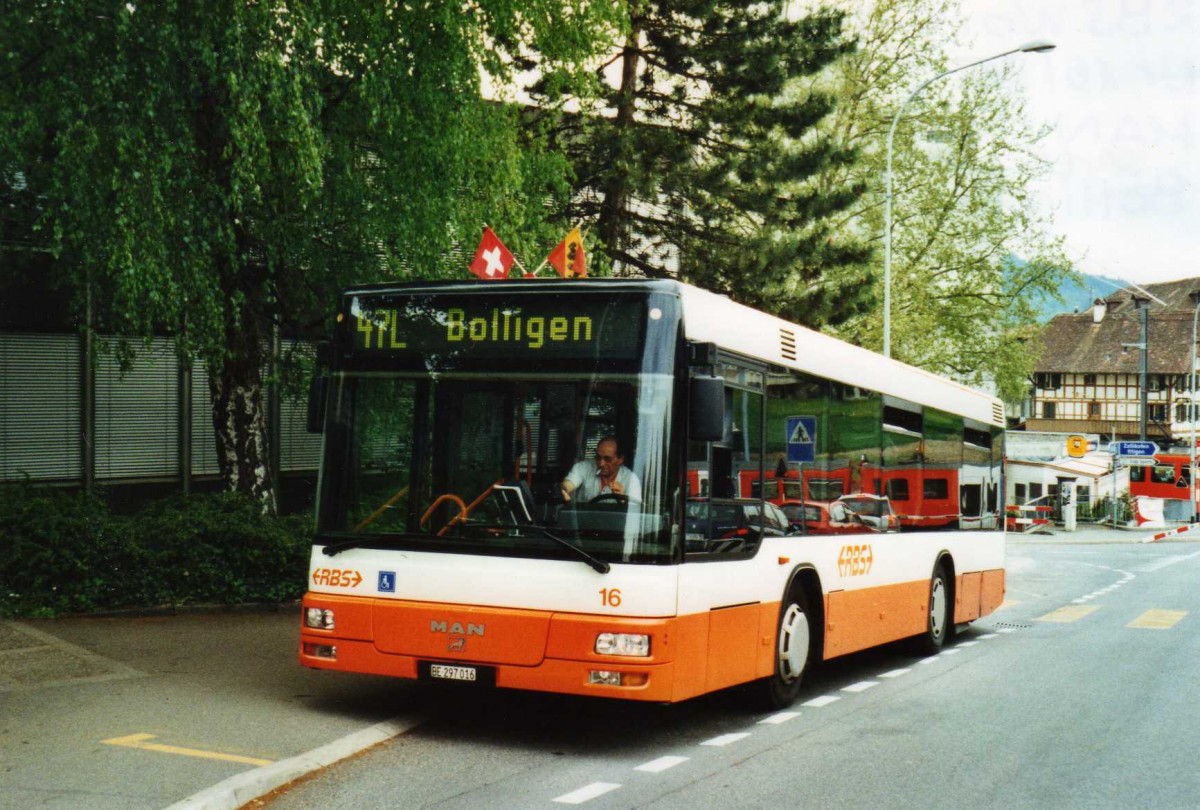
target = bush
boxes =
[0,485,311,617]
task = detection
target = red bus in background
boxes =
[734,465,992,531]
[1128,453,1195,506]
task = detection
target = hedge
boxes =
[0,485,311,618]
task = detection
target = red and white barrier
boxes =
[1005,504,1053,533]
[1142,523,1200,544]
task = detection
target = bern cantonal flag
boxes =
[547,227,586,278]
[469,227,515,280]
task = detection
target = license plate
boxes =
[429,664,477,682]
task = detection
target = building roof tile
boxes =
[1036,278,1200,376]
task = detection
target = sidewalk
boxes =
[1008,521,1200,544]
[0,607,424,810]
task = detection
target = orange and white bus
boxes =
[300,278,1005,707]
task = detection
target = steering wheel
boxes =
[589,492,640,505]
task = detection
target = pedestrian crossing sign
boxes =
[786,416,816,463]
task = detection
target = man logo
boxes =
[430,620,485,636]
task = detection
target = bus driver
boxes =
[561,436,642,503]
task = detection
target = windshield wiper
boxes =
[321,526,609,573]
[523,526,611,574]
[459,523,611,574]
[320,532,388,557]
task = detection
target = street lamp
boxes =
[882,40,1056,358]
[1189,291,1200,523]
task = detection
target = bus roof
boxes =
[675,283,1003,428]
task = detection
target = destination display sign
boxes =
[344,292,646,362]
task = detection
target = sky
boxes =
[954,0,1200,287]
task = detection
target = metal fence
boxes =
[0,332,320,488]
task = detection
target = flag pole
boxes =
[510,253,532,277]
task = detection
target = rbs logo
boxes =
[311,568,363,588]
[837,545,874,578]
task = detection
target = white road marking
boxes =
[635,755,689,773]
[803,695,841,707]
[554,782,622,804]
[701,733,751,747]
[1137,551,1200,572]
[879,668,911,678]
[758,711,800,725]
[842,681,878,693]
[957,641,979,647]
[976,633,998,640]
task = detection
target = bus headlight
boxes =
[305,607,335,630]
[595,633,650,657]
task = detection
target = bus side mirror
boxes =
[306,375,328,434]
[689,375,725,443]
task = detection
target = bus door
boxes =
[960,422,994,529]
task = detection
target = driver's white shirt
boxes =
[564,461,642,502]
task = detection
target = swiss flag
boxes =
[547,227,586,278]
[469,227,515,280]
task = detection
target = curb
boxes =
[59,600,302,620]
[163,716,424,810]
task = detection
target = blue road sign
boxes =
[786,416,816,463]
[1116,441,1159,457]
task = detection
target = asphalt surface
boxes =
[2,522,1194,810]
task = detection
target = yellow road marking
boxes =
[1127,610,1188,630]
[102,733,272,766]
[1035,605,1099,623]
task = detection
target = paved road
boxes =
[1,523,1193,809]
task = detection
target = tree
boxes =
[0,0,622,510]
[533,0,872,328]
[820,0,1076,402]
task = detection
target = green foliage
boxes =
[0,1,625,505]
[820,0,1077,403]
[0,486,310,618]
[534,0,870,328]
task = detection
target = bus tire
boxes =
[752,586,813,710]
[915,561,952,655]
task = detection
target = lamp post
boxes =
[1190,291,1200,523]
[882,40,1056,358]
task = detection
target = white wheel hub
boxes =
[929,577,947,641]
[778,603,809,683]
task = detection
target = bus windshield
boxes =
[315,371,676,564]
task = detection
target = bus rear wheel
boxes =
[753,586,813,710]
[915,561,952,655]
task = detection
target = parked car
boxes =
[685,498,793,551]
[780,500,862,535]
[780,494,900,535]
[837,493,900,532]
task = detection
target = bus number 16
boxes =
[599,588,622,608]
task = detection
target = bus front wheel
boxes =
[753,586,813,710]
